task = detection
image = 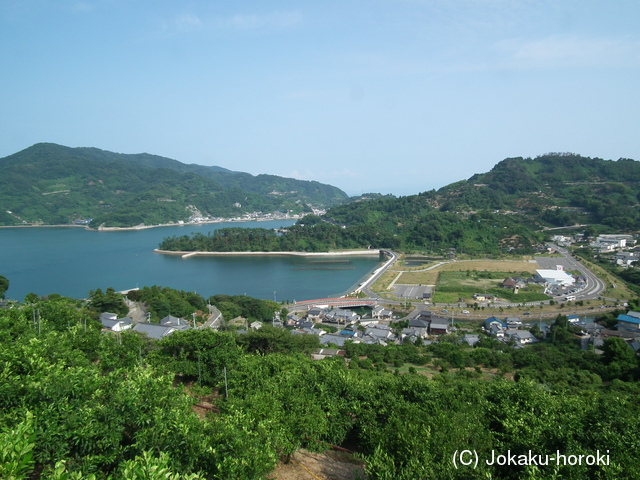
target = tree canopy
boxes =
[2,287,640,479]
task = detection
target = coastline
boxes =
[154,249,382,258]
[0,224,87,229]
[0,216,302,232]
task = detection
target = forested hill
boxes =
[0,143,348,227]
[161,153,640,255]
[324,153,640,251]
[431,153,640,224]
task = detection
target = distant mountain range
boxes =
[0,143,349,227]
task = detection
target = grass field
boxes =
[373,256,630,313]
[392,260,539,286]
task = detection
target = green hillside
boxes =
[432,153,640,229]
[161,153,640,255]
[0,143,349,228]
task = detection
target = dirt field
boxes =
[268,450,367,480]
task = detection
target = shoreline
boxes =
[154,249,383,258]
[0,216,301,232]
[0,224,87,229]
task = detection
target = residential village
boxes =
[99,300,640,359]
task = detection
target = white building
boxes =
[534,267,575,287]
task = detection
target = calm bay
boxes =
[0,220,384,302]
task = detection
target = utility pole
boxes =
[223,367,228,399]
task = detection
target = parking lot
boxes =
[393,284,430,299]
[534,256,574,271]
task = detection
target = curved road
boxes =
[551,244,607,300]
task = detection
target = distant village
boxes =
[553,233,638,267]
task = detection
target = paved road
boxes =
[550,244,607,300]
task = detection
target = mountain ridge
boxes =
[0,143,349,227]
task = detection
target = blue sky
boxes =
[1,1,639,196]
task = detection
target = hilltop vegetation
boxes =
[436,152,640,230]
[1,287,640,479]
[0,143,348,228]
[161,153,640,255]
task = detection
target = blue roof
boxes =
[485,317,507,327]
[617,314,640,325]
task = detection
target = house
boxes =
[286,313,300,326]
[297,320,315,329]
[358,319,379,327]
[461,334,480,347]
[306,307,326,321]
[250,321,263,331]
[340,329,357,337]
[100,316,133,332]
[319,334,349,347]
[301,327,325,336]
[485,317,507,330]
[485,317,507,338]
[505,317,522,329]
[310,348,346,361]
[404,319,429,340]
[418,310,433,319]
[363,324,397,344]
[615,252,638,267]
[132,322,189,340]
[617,313,640,334]
[429,322,449,335]
[160,315,189,327]
[324,308,360,324]
[505,329,537,346]
[400,327,429,343]
[409,318,430,329]
[372,305,393,320]
[490,324,505,338]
